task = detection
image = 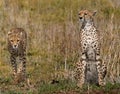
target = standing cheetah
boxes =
[7,28,27,83]
[76,10,106,88]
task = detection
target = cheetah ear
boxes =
[20,32,23,36]
[93,10,97,16]
[8,31,11,35]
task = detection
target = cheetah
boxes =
[76,10,107,88]
[7,28,27,83]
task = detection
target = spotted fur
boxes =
[7,28,27,82]
[76,10,106,87]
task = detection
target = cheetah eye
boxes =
[17,39,20,42]
[10,40,13,42]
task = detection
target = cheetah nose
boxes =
[13,45,17,48]
[79,17,83,19]
[14,45,17,47]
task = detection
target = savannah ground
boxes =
[0,0,120,93]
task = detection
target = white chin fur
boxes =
[79,19,84,23]
[13,46,18,49]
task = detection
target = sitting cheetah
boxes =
[7,28,27,83]
[76,10,106,88]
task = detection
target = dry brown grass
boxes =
[0,0,120,91]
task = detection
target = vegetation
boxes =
[0,0,120,93]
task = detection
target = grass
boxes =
[0,0,120,93]
[0,78,120,94]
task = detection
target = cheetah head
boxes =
[8,30,23,49]
[78,10,97,24]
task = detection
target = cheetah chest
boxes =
[81,29,99,48]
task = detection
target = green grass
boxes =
[38,80,76,94]
[0,78,120,94]
[0,0,120,93]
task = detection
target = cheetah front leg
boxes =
[10,55,17,78]
[77,60,87,88]
[101,61,107,79]
[17,55,26,81]
[96,60,106,86]
[95,48,101,61]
